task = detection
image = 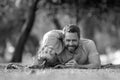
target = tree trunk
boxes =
[11,0,40,62]
[52,17,62,29]
[75,0,81,25]
[52,7,62,30]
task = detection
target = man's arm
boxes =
[77,40,101,69]
[65,40,101,69]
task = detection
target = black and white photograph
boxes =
[0,0,120,80]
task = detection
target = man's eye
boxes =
[73,40,77,41]
[66,39,70,41]
[66,40,70,42]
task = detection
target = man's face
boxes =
[64,32,79,53]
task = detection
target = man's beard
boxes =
[65,45,78,53]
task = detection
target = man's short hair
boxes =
[63,24,80,38]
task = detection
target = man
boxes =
[32,24,101,69]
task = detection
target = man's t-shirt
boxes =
[57,39,99,65]
[38,30,99,67]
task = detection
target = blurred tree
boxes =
[11,0,40,62]
[37,0,120,52]
[11,0,120,61]
[0,0,120,62]
[0,0,26,59]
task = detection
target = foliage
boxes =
[36,0,120,53]
[0,0,27,41]
[0,0,38,61]
[0,0,120,63]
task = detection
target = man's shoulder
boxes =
[80,38,97,53]
[80,38,94,45]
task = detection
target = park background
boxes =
[0,0,120,65]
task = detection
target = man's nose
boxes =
[69,41,73,45]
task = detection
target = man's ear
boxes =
[63,38,65,43]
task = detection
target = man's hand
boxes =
[65,59,78,68]
[54,59,78,69]
[65,60,88,69]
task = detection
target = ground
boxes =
[0,64,120,80]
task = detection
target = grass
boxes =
[0,64,120,80]
[0,68,120,80]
